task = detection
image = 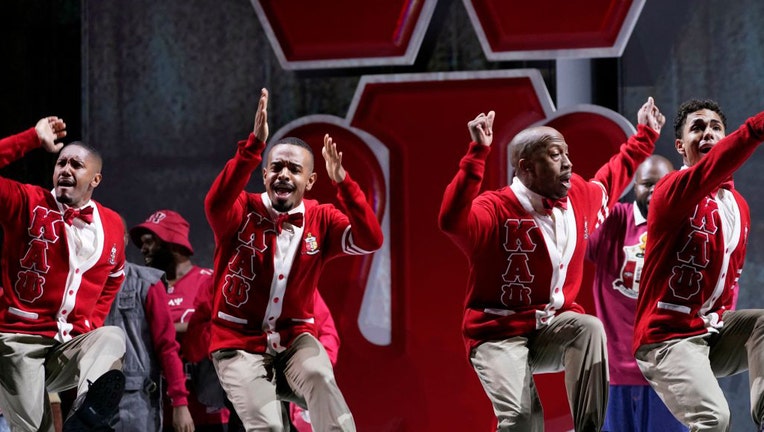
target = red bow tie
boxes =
[275,212,304,234]
[63,206,94,225]
[542,197,568,215]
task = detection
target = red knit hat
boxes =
[130,210,194,255]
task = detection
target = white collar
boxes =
[510,176,551,216]
[632,201,646,226]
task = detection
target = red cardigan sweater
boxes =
[440,125,657,352]
[634,113,764,352]
[0,128,125,340]
[205,133,383,354]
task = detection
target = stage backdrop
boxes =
[74,0,764,430]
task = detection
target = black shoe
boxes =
[62,369,125,432]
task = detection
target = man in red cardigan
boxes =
[439,98,665,431]
[634,99,764,431]
[205,89,383,431]
[0,117,127,432]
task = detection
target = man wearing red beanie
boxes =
[130,210,229,432]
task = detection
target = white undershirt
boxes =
[260,193,306,353]
[509,177,579,327]
[53,195,103,342]
[510,177,570,256]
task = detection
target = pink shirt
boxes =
[586,202,647,385]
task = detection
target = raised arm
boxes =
[0,116,66,167]
[36,116,67,153]
[591,98,662,209]
[468,111,495,147]
[322,134,346,183]
[438,111,495,250]
[323,134,384,256]
[637,97,665,135]
[205,89,269,238]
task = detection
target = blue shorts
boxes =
[602,385,688,432]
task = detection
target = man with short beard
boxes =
[634,100,764,431]
[0,117,127,432]
[130,210,230,431]
[585,155,685,432]
[204,88,383,431]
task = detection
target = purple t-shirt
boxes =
[586,202,648,385]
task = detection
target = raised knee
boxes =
[754,312,764,331]
[302,365,335,389]
[575,314,606,340]
[712,406,731,429]
[264,422,285,432]
[97,326,127,357]
[691,403,730,429]
[582,314,605,331]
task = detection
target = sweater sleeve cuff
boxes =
[333,170,353,186]
[22,127,42,146]
[334,172,367,204]
[9,128,43,157]
[459,141,489,174]
[636,123,659,142]
[237,132,267,159]
[171,396,189,407]
[747,111,764,140]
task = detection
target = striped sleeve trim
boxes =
[591,180,610,230]
[341,226,376,255]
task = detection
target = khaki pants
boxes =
[470,311,609,432]
[212,333,354,432]
[0,327,126,432]
[636,309,764,432]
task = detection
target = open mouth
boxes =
[273,183,294,200]
[699,142,714,154]
[559,173,572,188]
[57,177,75,187]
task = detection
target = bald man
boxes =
[0,119,126,432]
[586,156,687,431]
[439,98,665,431]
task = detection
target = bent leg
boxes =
[213,349,283,432]
[0,332,56,432]
[46,326,126,397]
[533,312,608,432]
[709,309,764,428]
[636,335,729,431]
[470,337,543,432]
[643,385,688,431]
[279,333,355,431]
